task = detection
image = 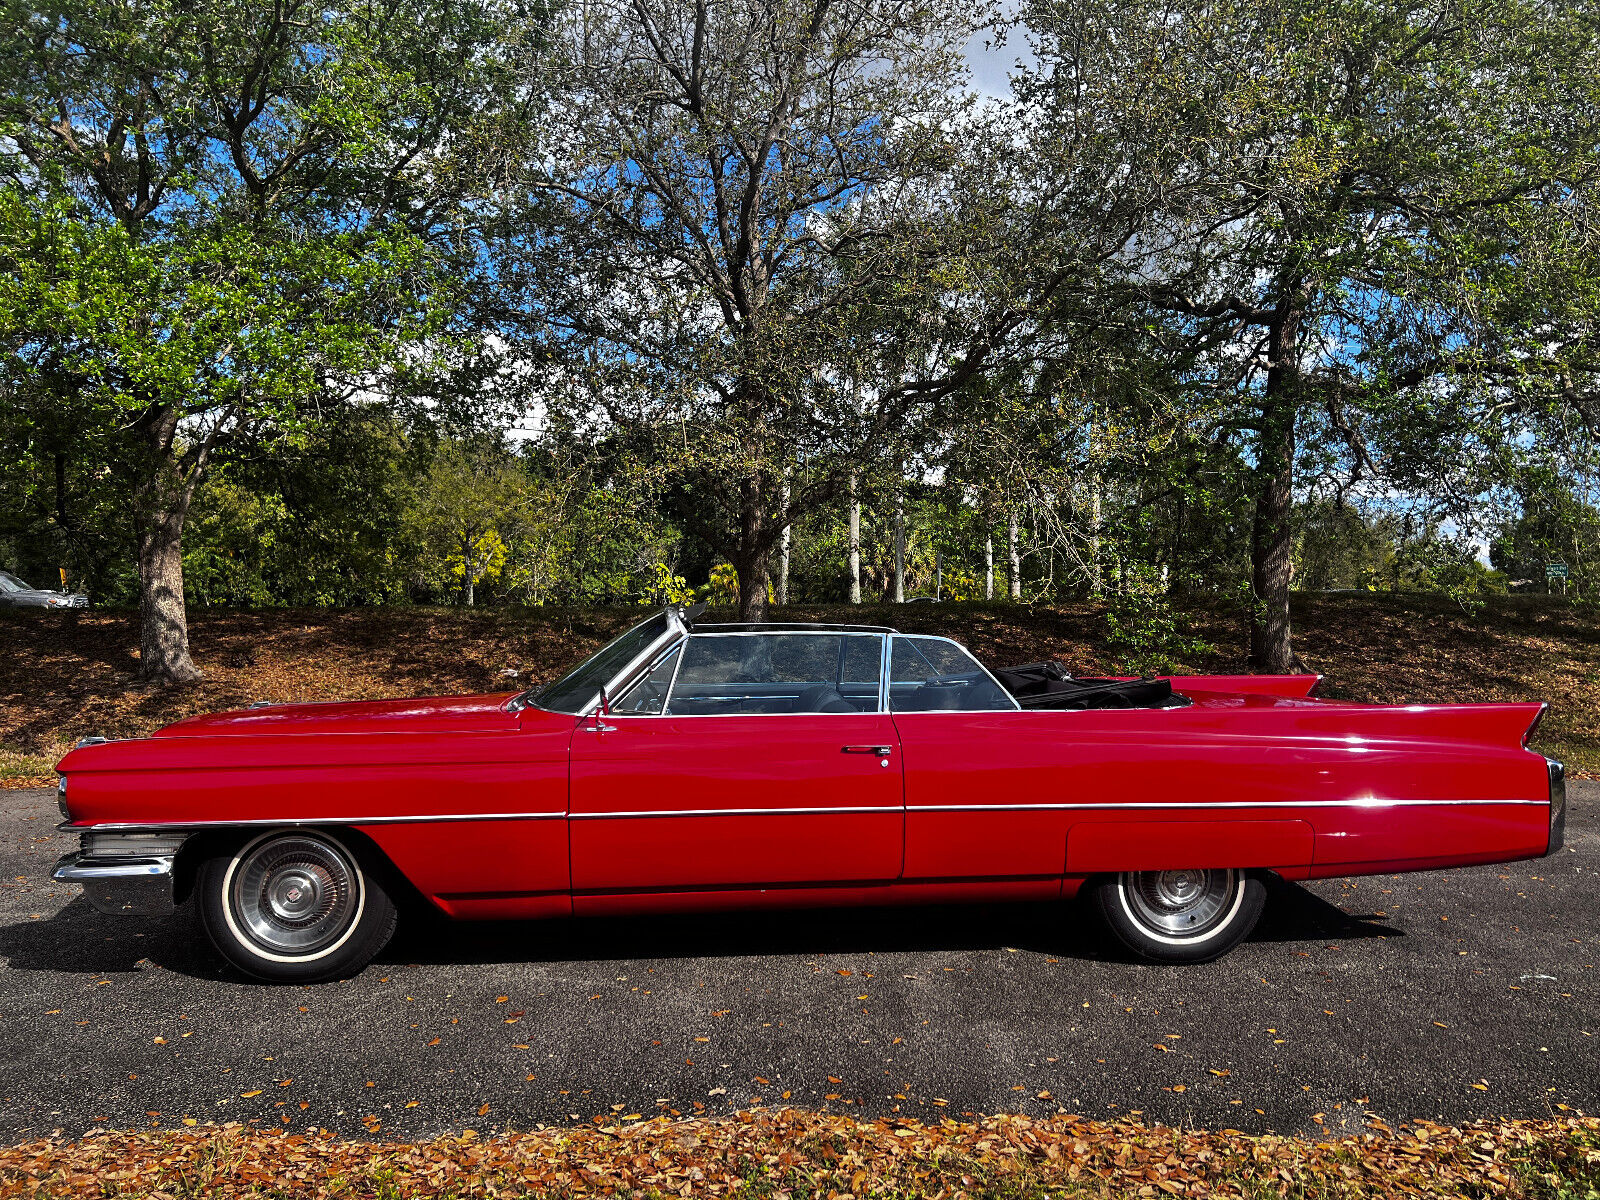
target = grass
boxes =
[2,593,1596,786]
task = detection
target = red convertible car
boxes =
[53,607,1565,982]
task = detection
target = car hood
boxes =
[152,693,522,737]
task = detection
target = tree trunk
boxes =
[136,504,201,685]
[733,475,771,621]
[984,532,994,600]
[1008,510,1022,600]
[733,544,770,621]
[1248,301,1302,674]
[892,488,905,603]
[847,473,861,604]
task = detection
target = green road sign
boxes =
[1547,562,1569,580]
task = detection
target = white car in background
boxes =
[0,570,88,609]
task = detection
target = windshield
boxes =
[529,612,674,714]
[0,572,25,593]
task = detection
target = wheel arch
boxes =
[172,824,424,912]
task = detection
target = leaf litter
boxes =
[1,1110,1595,1198]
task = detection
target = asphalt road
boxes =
[1,784,1595,1142]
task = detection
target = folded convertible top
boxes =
[994,661,1188,710]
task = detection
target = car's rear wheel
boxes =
[197,831,396,983]
[1090,868,1265,963]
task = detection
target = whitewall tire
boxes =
[1090,868,1265,964]
[197,830,397,983]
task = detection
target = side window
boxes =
[667,634,884,715]
[889,636,1016,713]
[612,645,680,715]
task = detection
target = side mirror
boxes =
[598,687,612,716]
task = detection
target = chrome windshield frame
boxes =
[510,605,694,717]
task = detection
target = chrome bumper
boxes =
[52,852,177,916]
[1545,758,1567,857]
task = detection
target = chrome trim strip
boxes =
[73,796,1545,834]
[878,630,892,713]
[660,638,688,716]
[909,798,1547,812]
[569,805,904,820]
[80,811,567,831]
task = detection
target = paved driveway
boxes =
[1,784,1594,1140]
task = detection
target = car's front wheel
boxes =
[197,831,396,983]
[1090,868,1265,964]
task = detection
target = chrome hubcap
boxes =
[1123,868,1237,940]
[232,836,360,956]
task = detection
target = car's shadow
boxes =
[0,879,1400,981]
[0,897,228,978]
[384,877,1401,968]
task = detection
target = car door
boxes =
[888,635,1071,883]
[568,630,904,892]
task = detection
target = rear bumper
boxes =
[1545,758,1567,856]
[52,852,177,915]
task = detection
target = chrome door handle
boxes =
[841,745,892,756]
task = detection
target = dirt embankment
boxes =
[3,594,1594,784]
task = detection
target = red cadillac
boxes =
[53,607,1565,982]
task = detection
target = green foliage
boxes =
[706,563,741,607]
[179,413,419,606]
[1492,473,1600,600]
[404,441,529,605]
[638,563,694,607]
[1105,566,1214,676]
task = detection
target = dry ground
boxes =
[3,594,1597,784]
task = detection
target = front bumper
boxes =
[52,852,177,916]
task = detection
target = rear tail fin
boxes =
[1165,674,1322,699]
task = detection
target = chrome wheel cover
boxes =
[1120,868,1239,941]
[229,835,361,957]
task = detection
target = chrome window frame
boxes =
[608,628,891,719]
[885,633,1021,714]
